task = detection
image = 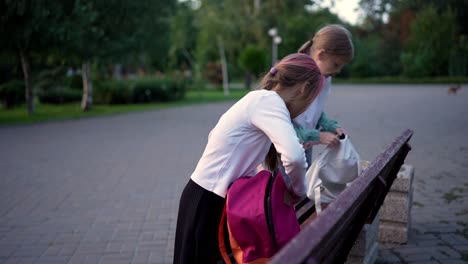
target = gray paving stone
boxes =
[402,253,434,262]
[0,246,16,258]
[35,255,71,264]
[100,252,134,263]
[42,245,63,256]
[59,244,78,256]
[11,246,47,258]
[74,243,107,255]
[438,260,468,264]
[132,252,150,263]
[406,261,439,264]
[1,257,36,264]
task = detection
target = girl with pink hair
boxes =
[174,53,324,264]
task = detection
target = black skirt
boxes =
[174,179,225,264]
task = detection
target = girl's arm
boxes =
[295,126,320,143]
[295,112,342,147]
[317,112,339,132]
[250,94,308,196]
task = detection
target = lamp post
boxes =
[268,27,282,65]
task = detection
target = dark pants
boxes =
[174,179,225,264]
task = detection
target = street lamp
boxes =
[268,27,282,65]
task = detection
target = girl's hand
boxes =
[303,141,319,150]
[319,132,339,145]
[335,127,346,136]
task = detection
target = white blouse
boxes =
[293,77,332,129]
[190,90,308,197]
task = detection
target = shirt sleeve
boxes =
[295,126,320,143]
[250,93,307,196]
[317,112,340,132]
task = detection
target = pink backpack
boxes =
[218,170,300,263]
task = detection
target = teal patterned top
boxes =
[294,112,339,143]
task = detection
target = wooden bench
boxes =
[270,129,414,264]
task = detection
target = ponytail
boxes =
[259,72,278,91]
[298,39,313,55]
[264,144,279,172]
[299,24,354,62]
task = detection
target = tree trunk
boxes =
[217,36,229,96]
[19,49,34,114]
[244,72,253,90]
[254,0,261,16]
[113,64,122,80]
[81,61,93,111]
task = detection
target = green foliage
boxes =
[449,35,468,77]
[95,77,188,104]
[132,78,186,103]
[0,52,21,84]
[0,0,68,52]
[94,80,133,105]
[64,75,84,91]
[401,6,457,77]
[238,46,268,77]
[0,80,25,108]
[38,88,82,104]
[193,0,268,80]
[203,62,223,85]
[349,36,381,77]
[280,9,342,57]
[34,66,69,92]
[169,2,198,69]
[3,0,467,89]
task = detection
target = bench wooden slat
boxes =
[270,129,413,264]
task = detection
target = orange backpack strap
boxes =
[218,202,234,264]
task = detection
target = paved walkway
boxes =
[0,84,467,263]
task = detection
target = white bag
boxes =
[305,135,362,214]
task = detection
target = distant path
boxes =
[0,84,467,263]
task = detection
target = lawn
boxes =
[0,89,249,126]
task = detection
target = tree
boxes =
[238,45,267,89]
[63,0,175,111]
[401,6,457,77]
[279,8,342,58]
[169,2,198,70]
[0,0,68,114]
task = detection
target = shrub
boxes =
[238,46,268,77]
[64,75,84,90]
[94,80,133,104]
[173,79,187,99]
[38,88,82,104]
[0,80,25,108]
[132,78,186,103]
[203,62,223,85]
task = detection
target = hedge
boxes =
[94,80,133,104]
[38,88,82,104]
[94,77,187,104]
[0,80,25,108]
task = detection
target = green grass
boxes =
[0,89,249,126]
[442,186,465,203]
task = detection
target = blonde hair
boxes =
[298,24,354,63]
[259,53,323,171]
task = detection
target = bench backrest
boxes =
[270,129,414,264]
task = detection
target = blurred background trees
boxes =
[1,0,467,113]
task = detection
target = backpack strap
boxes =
[265,170,279,251]
[218,201,236,264]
